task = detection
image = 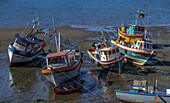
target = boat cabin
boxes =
[93,43,120,61]
[99,47,120,61]
[13,34,44,53]
[120,40,153,50]
[133,40,153,50]
[46,50,78,69]
[121,24,146,34]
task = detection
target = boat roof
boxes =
[99,46,117,52]
[46,51,69,58]
[14,34,42,44]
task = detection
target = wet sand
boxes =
[0,26,170,102]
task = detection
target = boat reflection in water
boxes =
[9,67,48,102]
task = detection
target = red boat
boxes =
[53,81,83,94]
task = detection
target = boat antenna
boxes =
[52,16,59,52]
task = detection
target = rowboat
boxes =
[111,37,156,65]
[53,81,83,94]
[8,18,45,66]
[42,49,82,85]
[115,80,170,103]
[87,42,124,74]
[118,9,147,43]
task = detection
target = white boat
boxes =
[87,42,124,74]
[111,37,156,65]
[42,49,82,85]
[115,80,170,103]
[8,18,45,65]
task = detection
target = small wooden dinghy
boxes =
[53,81,83,94]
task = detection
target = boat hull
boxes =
[115,90,170,103]
[111,40,154,65]
[43,60,82,85]
[8,42,44,64]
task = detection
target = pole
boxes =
[52,17,59,52]
[58,32,61,52]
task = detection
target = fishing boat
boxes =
[42,18,83,86]
[118,9,147,43]
[115,80,170,103]
[42,49,83,85]
[87,42,124,74]
[8,18,45,66]
[111,37,156,65]
[53,81,83,94]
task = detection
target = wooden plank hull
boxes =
[115,90,170,103]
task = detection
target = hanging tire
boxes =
[97,62,100,67]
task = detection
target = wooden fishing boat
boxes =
[8,18,45,65]
[115,80,170,103]
[42,49,82,85]
[53,81,83,94]
[111,37,156,65]
[118,9,147,43]
[87,42,124,74]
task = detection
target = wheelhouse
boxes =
[134,41,153,50]
[13,34,44,53]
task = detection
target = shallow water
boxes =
[0,0,170,30]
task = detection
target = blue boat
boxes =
[115,80,170,103]
[111,37,156,65]
[87,42,124,74]
[8,18,45,65]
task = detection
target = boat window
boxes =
[135,27,138,31]
[16,40,25,47]
[109,51,111,55]
[144,44,147,49]
[141,27,144,32]
[49,56,65,65]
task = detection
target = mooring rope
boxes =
[57,67,106,102]
[21,22,30,35]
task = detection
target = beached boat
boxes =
[115,80,170,103]
[42,49,82,85]
[118,9,147,43]
[111,37,156,65]
[87,42,124,74]
[53,81,83,94]
[8,18,45,65]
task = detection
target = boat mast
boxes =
[30,17,39,35]
[52,17,59,52]
[135,8,140,26]
[58,32,61,52]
